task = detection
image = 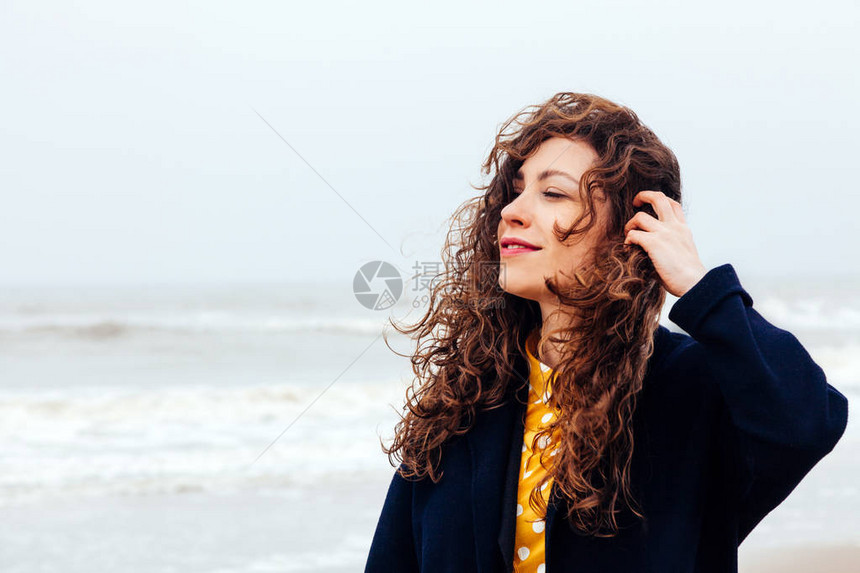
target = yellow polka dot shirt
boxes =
[513,329,562,573]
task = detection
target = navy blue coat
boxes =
[365,264,849,572]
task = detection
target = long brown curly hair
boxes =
[381,92,681,537]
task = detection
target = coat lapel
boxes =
[466,354,531,573]
[495,359,564,572]
[467,325,671,572]
[496,377,530,571]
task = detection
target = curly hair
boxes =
[381,92,681,537]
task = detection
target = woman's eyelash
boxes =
[512,187,566,199]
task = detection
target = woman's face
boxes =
[496,136,609,304]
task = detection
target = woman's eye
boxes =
[512,188,564,198]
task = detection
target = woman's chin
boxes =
[498,282,541,303]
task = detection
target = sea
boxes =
[1,275,858,572]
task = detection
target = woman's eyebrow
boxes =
[514,168,580,186]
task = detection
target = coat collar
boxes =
[465,325,672,572]
[466,351,546,573]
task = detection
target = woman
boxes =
[364,92,849,573]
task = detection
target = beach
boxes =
[740,544,860,573]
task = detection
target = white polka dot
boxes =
[541,413,553,424]
[533,398,542,404]
[532,520,545,533]
[518,547,530,561]
[549,448,559,456]
[537,435,551,449]
[537,564,545,573]
[516,504,523,516]
[523,469,533,478]
[540,481,550,491]
[540,363,550,373]
[522,443,527,452]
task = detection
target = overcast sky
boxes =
[1,0,857,287]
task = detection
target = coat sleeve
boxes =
[364,463,420,572]
[667,263,850,543]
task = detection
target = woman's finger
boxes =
[623,228,650,247]
[669,199,685,222]
[623,211,660,235]
[633,190,675,222]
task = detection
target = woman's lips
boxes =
[500,245,541,257]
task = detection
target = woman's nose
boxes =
[501,192,532,227]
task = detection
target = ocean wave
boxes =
[2,290,859,342]
[0,313,388,338]
[0,381,410,507]
[754,296,860,332]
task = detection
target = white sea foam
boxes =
[754,295,860,332]
[0,381,408,506]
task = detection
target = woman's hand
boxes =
[623,190,708,298]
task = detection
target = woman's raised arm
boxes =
[667,263,849,541]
